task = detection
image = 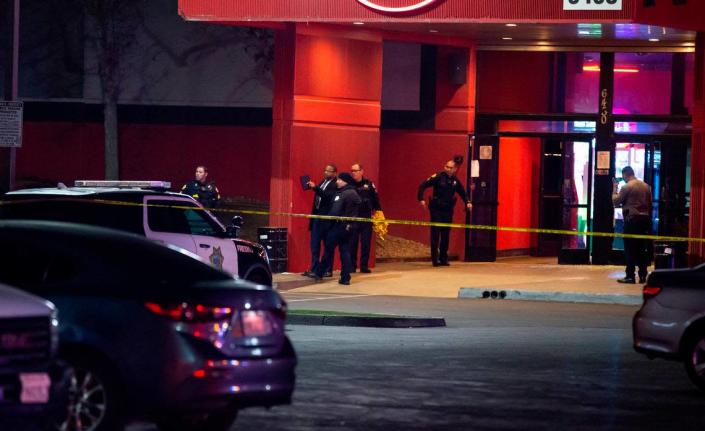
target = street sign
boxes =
[0,101,23,148]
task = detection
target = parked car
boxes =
[0,282,67,431]
[0,220,296,431]
[0,181,272,286]
[633,264,705,392]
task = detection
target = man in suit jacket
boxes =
[303,164,338,277]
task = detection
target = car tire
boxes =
[54,352,124,431]
[156,408,238,431]
[684,332,705,392]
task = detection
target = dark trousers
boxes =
[351,221,372,271]
[430,210,452,264]
[316,224,354,283]
[624,215,651,280]
[309,220,330,272]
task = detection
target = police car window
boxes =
[147,200,192,234]
[184,209,220,236]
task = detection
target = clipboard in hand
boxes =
[300,175,311,190]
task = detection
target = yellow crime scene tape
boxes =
[1,197,703,243]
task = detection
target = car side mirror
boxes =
[226,216,244,238]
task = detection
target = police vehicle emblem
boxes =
[209,246,224,269]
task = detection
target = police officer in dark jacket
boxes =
[181,165,221,208]
[351,163,382,273]
[314,172,361,285]
[303,164,338,277]
[417,155,472,266]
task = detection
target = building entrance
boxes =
[470,115,691,265]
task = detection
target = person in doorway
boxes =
[417,155,472,267]
[314,172,361,285]
[181,165,221,208]
[350,163,382,273]
[303,164,338,278]
[612,165,653,284]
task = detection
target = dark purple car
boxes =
[0,220,296,431]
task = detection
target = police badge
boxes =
[209,246,224,269]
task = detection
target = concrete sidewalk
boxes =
[273,257,646,305]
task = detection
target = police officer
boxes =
[303,164,338,278]
[417,155,472,267]
[314,172,361,285]
[181,165,221,208]
[612,165,652,284]
[350,163,382,273]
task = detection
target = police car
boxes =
[0,181,273,286]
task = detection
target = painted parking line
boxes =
[284,293,375,302]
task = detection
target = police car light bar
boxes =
[74,180,171,189]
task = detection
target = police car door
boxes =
[143,196,238,275]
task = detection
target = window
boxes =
[147,200,222,236]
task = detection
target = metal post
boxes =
[1,0,19,193]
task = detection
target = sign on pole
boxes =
[0,101,23,148]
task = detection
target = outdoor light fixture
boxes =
[502,37,513,40]
[429,29,439,33]
[649,38,660,42]
[583,65,639,73]
[505,23,517,27]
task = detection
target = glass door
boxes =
[559,140,593,264]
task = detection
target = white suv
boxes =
[1,181,272,286]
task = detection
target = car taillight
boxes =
[144,302,234,322]
[643,284,662,300]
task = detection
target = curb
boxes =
[287,314,446,328]
[457,287,643,306]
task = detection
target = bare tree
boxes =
[84,0,141,180]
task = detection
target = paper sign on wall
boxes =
[471,160,480,178]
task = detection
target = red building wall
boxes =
[16,122,272,201]
[477,52,551,114]
[379,130,469,259]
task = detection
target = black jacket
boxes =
[309,177,337,230]
[353,178,382,218]
[328,185,361,230]
[181,180,221,208]
[417,171,468,212]
[311,177,338,215]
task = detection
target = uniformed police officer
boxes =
[417,155,472,267]
[181,165,221,208]
[314,172,361,285]
[350,163,382,273]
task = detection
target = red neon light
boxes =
[583,65,639,73]
[356,0,438,13]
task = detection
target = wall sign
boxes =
[600,88,609,125]
[356,0,438,13]
[596,151,611,176]
[563,0,622,10]
[479,146,493,160]
[0,101,23,148]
